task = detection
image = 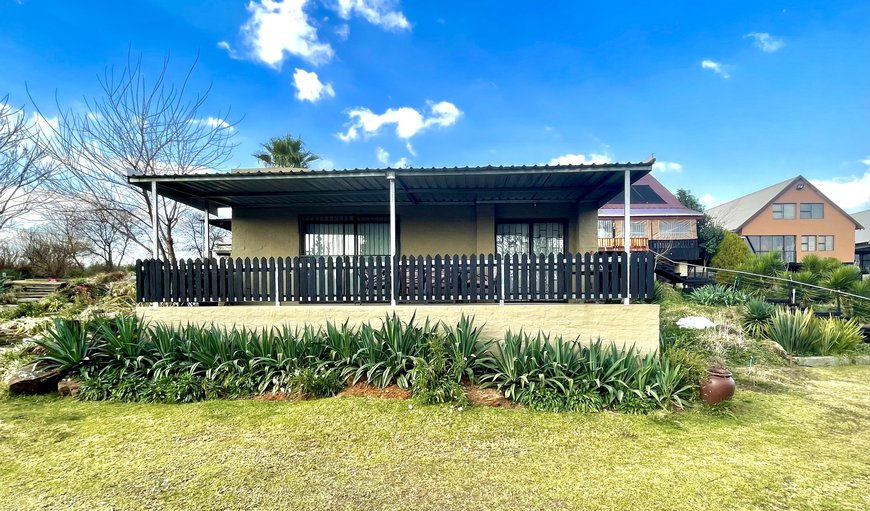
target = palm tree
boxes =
[253,134,319,168]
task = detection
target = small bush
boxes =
[272,368,343,399]
[411,335,469,406]
[764,308,817,356]
[741,299,776,337]
[816,317,863,355]
[689,285,749,306]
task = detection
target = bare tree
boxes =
[17,215,91,278]
[33,51,237,260]
[51,200,132,270]
[178,208,230,259]
[0,97,55,232]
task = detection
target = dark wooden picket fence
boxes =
[135,252,654,304]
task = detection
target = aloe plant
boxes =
[35,319,95,372]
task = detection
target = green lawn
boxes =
[1,366,868,511]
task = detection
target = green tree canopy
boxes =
[710,231,751,284]
[253,134,319,168]
[676,188,725,262]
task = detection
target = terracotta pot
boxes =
[700,368,736,405]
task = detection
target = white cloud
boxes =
[745,32,785,53]
[701,59,730,79]
[811,169,870,212]
[547,153,612,166]
[338,100,461,142]
[336,0,410,31]
[699,194,717,208]
[312,159,335,170]
[292,68,335,102]
[240,0,334,68]
[376,146,390,165]
[374,147,410,168]
[191,117,235,131]
[226,0,410,68]
[335,24,350,40]
[216,41,241,60]
[28,112,58,139]
[652,161,683,174]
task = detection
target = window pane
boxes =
[597,220,614,238]
[785,236,795,251]
[358,223,389,255]
[772,204,783,219]
[783,204,795,218]
[304,223,353,256]
[630,221,646,237]
[496,223,529,256]
[533,223,564,256]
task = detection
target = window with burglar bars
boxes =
[302,216,389,256]
[497,221,566,256]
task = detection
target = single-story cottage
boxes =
[128,159,661,350]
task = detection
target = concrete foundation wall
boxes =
[137,303,660,352]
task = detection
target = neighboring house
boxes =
[707,175,863,264]
[126,161,662,350]
[853,209,870,273]
[597,174,704,262]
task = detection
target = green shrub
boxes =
[764,308,817,356]
[710,232,751,284]
[0,277,10,294]
[816,317,863,355]
[846,279,870,321]
[689,285,749,306]
[272,367,343,399]
[441,314,492,383]
[34,319,94,372]
[411,336,469,406]
[741,299,776,337]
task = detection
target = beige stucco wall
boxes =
[138,303,660,352]
[739,184,857,262]
[231,202,602,259]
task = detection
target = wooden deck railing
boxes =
[598,238,649,251]
[135,252,655,304]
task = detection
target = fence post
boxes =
[275,259,281,307]
[499,254,505,305]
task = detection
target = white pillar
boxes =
[151,180,159,260]
[623,170,631,305]
[387,172,397,307]
[203,200,210,259]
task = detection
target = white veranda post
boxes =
[150,180,159,307]
[203,200,210,259]
[151,180,159,260]
[387,172,397,307]
[623,170,631,305]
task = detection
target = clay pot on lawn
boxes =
[700,368,736,405]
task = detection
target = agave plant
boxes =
[479,331,553,400]
[442,314,492,383]
[740,299,776,337]
[689,285,749,307]
[94,316,153,376]
[35,319,95,373]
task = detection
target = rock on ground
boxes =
[5,363,63,395]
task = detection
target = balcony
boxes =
[648,239,701,261]
[598,237,649,252]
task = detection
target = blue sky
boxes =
[1,0,868,210]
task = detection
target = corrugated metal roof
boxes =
[854,209,870,245]
[706,177,793,230]
[128,161,655,211]
[707,175,864,231]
